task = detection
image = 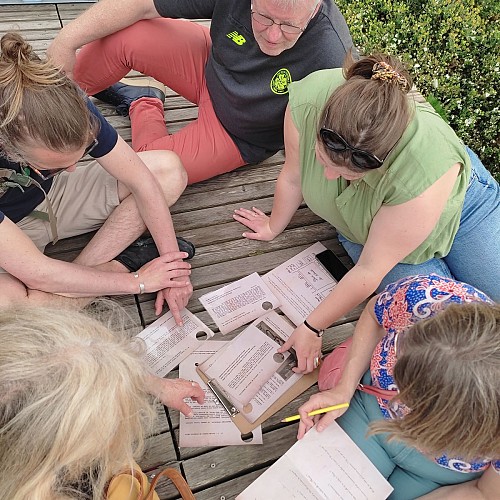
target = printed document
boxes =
[179,341,263,447]
[237,311,303,423]
[199,272,280,334]
[198,311,291,407]
[237,422,393,500]
[263,242,337,326]
[136,309,213,377]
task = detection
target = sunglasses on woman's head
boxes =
[319,128,384,170]
[28,138,99,181]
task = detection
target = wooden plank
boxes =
[169,199,320,231]
[57,2,95,21]
[172,180,276,213]
[152,401,170,436]
[0,19,60,30]
[0,4,57,10]
[182,425,298,490]
[195,467,267,500]
[0,5,58,21]
[185,223,341,267]
[183,151,286,194]
[141,431,178,471]
[4,28,61,41]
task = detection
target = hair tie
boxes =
[371,61,410,92]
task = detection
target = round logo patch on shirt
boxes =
[270,68,292,95]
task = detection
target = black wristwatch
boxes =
[303,319,325,338]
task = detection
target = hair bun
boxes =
[0,32,35,64]
[371,61,410,93]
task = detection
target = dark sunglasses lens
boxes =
[351,152,381,170]
[320,130,346,152]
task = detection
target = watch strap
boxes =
[303,319,324,338]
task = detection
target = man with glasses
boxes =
[49,0,353,183]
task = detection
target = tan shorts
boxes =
[17,160,119,252]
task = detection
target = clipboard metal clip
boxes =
[206,378,240,418]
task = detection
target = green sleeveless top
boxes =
[289,69,470,264]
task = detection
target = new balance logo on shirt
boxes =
[226,31,246,45]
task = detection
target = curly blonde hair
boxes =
[0,306,156,499]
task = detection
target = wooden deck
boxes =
[1,3,360,498]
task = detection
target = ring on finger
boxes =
[313,356,320,369]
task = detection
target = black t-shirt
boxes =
[153,0,353,162]
[0,99,118,223]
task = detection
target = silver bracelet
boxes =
[133,272,145,295]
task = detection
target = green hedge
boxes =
[336,0,499,180]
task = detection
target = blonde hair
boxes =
[370,302,500,460]
[0,32,95,163]
[318,53,413,172]
[0,306,156,499]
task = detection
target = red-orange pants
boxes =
[74,18,245,184]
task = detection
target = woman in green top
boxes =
[234,53,500,373]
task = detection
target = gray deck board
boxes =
[3,5,362,498]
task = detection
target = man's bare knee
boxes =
[138,150,187,204]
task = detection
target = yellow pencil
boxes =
[281,403,350,423]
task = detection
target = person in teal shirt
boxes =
[234,53,500,374]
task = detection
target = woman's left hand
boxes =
[233,207,279,241]
[278,324,322,374]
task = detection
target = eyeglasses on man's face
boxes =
[251,2,318,35]
[319,128,384,170]
[28,138,99,181]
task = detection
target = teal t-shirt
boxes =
[289,69,470,264]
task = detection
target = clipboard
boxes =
[196,365,318,434]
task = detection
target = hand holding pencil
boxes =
[282,403,349,422]
[296,389,353,440]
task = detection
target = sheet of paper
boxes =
[237,422,393,500]
[199,312,291,407]
[136,309,213,377]
[199,272,281,334]
[179,342,263,447]
[237,311,303,423]
[200,311,294,408]
[263,242,337,326]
